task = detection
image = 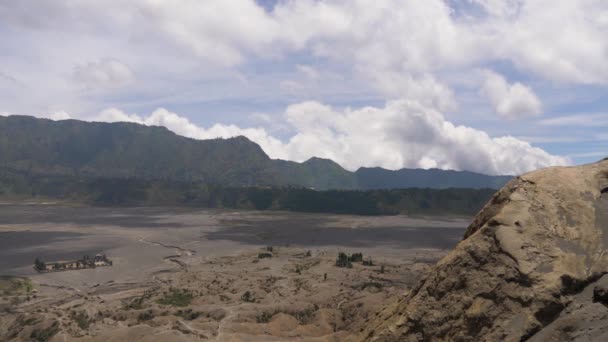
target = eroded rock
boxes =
[361,159,608,341]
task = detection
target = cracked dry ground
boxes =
[0,247,432,341]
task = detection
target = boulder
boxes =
[360,159,608,341]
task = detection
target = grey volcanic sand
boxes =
[0,204,469,288]
[0,231,100,270]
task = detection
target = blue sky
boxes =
[0,0,606,175]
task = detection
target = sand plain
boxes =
[0,204,468,341]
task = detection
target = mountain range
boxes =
[0,115,512,190]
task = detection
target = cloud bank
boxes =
[45,100,568,176]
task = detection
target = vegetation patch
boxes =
[138,310,155,322]
[256,305,317,325]
[336,252,367,268]
[256,310,276,323]
[71,310,90,330]
[350,253,363,262]
[175,308,202,320]
[357,282,384,293]
[123,291,152,310]
[16,314,41,326]
[293,306,317,324]
[30,321,59,342]
[0,167,496,216]
[336,253,353,268]
[241,291,255,303]
[0,276,34,296]
[157,288,193,307]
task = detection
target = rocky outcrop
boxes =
[360,159,608,341]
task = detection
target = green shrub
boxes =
[71,311,90,330]
[350,253,363,263]
[258,252,273,259]
[335,252,352,268]
[30,321,59,342]
[241,291,255,303]
[256,311,275,323]
[157,289,193,307]
[176,308,201,320]
[138,310,154,322]
[360,282,383,293]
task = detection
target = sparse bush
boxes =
[71,311,90,330]
[30,321,59,342]
[157,288,193,307]
[293,306,317,324]
[350,253,363,263]
[124,296,146,310]
[176,308,201,320]
[380,265,385,274]
[256,311,275,323]
[305,250,312,257]
[266,246,274,252]
[335,252,352,268]
[258,252,273,259]
[138,310,154,322]
[241,291,255,303]
[360,282,383,293]
[18,315,40,326]
[362,257,374,266]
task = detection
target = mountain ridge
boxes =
[0,115,511,190]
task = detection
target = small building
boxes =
[34,254,112,273]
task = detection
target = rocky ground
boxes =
[0,246,432,341]
[362,159,608,341]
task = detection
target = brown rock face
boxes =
[361,160,608,341]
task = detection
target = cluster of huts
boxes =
[34,254,112,273]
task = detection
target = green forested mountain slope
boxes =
[0,115,511,190]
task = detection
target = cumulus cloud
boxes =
[1,0,607,115]
[0,0,602,167]
[73,59,134,88]
[85,101,568,176]
[481,70,542,119]
[277,100,566,175]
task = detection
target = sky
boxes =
[0,0,606,176]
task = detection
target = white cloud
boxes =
[538,113,608,127]
[277,100,566,175]
[481,70,542,119]
[0,0,604,168]
[47,111,71,120]
[86,101,568,176]
[296,65,320,80]
[73,59,134,88]
[93,107,289,160]
[1,0,607,113]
